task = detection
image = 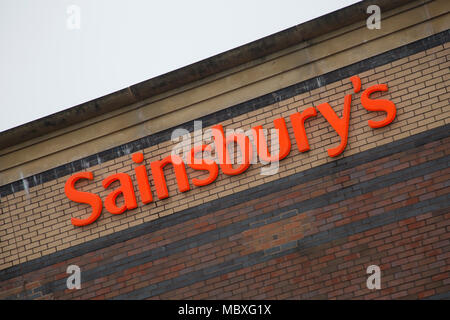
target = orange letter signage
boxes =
[187,145,219,187]
[211,124,253,176]
[361,84,397,128]
[64,172,103,226]
[102,173,138,214]
[252,117,291,162]
[289,107,317,152]
[317,94,352,157]
[150,155,190,200]
[64,74,398,226]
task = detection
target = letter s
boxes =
[187,144,219,186]
[65,172,103,226]
[361,84,396,128]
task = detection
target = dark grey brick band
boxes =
[8,193,450,299]
[0,123,449,282]
[1,29,449,198]
[426,291,450,300]
[114,194,448,299]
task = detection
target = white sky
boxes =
[0,0,360,132]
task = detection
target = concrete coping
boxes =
[0,0,411,150]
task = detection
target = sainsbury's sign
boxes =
[65,75,396,226]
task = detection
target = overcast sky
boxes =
[0,0,360,132]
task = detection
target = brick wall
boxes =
[0,33,449,299]
[1,129,448,299]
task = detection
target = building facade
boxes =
[0,0,449,299]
